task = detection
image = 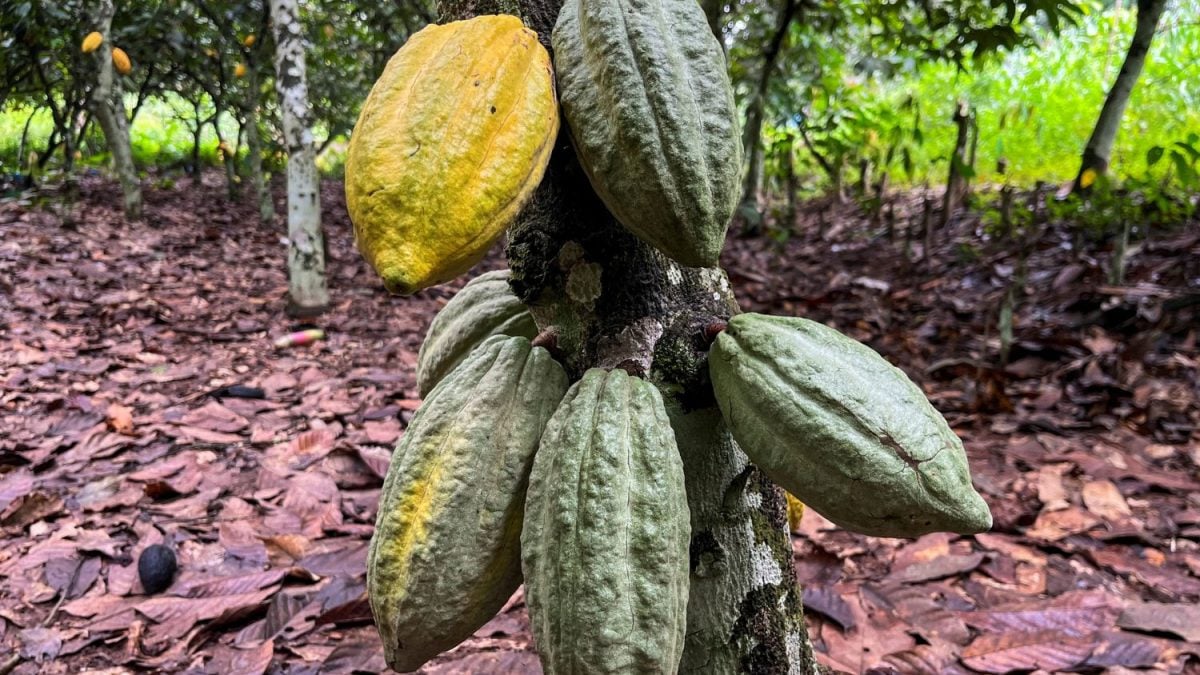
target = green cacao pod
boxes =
[551,0,741,267]
[416,270,538,398]
[368,335,568,672]
[709,313,992,538]
[522,368,690,674]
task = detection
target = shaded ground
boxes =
[0,174,1197,674]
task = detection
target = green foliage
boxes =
[0,0,429,178]
[775,0,1200,193]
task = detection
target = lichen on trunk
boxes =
[436,0,821,671]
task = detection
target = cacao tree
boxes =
[268,0,329,315]
[86,0,142,218]
[349,0,991,673]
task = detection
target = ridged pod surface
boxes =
[368,335,568,672]
[551,0,741,267]
[346,15,559,295]
[710,313,993,538]
[416,270,538,397]
[522,368,690,674]
[111,47,131,74]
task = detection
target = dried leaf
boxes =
[106,403,135,435]
[960,630,1095,673]
[1117,602,1200,641]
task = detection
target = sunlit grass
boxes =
[865,0,1200,186]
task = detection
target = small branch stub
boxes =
[702,320,728,347]
[531,326,560,352]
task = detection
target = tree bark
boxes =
[88,0,142,219]
[437,0,820,672]
[1075,0,1167,189]
[270,0,330,315]
[244,63,276,225]
[737,0,798,236]
[941,100,971,228]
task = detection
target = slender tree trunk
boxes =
[738,0,798,236]
[270,0,330,315]
[87,0,142,219]
[212,112,239,200]
[434,0,821,672]
[941,100,971,228]
[1075,0,1167,189]
[190,100,203,174]
[785,136,799,231]
[244,64,276,225]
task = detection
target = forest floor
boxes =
[1,173,1198,674]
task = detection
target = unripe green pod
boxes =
[551,0,741,267]
[416,270,538,397]
[709,313,992,538]
[523,368,690,674]
[369,335,568,672]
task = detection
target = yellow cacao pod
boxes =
[81,31,103,53]
[345,15,559,296]
[111,47,131,75]
[786,493,805,532]
[234,63,247,78]
[243,34,256,47]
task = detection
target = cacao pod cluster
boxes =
[345,0,740,296]
[355,5,992,674]
[370,276,689,673]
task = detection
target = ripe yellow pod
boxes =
[243,34,256,47]
[111,47,132,75]
[234,63,247,78]
[345,15,559,295]
[81,31,103,53]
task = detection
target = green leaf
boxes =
[1146,145,1164,166]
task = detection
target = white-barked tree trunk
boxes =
[269,0,330,315]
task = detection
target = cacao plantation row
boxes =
[348,3,991,671]
[4,0,1195,671]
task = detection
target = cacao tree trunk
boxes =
[88,0,142,219]
[1074,0,1167,189]
[244,63,276,225]
[438,0,821,672]
[737,0,798,236]
[269,0,330,315]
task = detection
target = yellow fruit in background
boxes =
[345,15,559,295]
[786,493,805,532]
[234,63,247,78]
[81,31,103,53]
[243,34,256,47]
[111,47,131,74]
[204,48,217,58]
[217,140,233,156]
[1080,168,1098,189]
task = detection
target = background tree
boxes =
[1074,0,1169,188]
[86,0,142,218]
[269,0,329,315]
